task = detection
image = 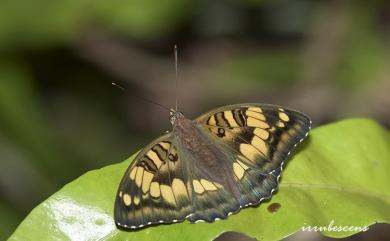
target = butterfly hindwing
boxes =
[185,158,240,223]
[230,158,281,207]
[114,134,193,229]
[187,155,281,223]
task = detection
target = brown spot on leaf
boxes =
[267,202,281,213]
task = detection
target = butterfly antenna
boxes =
[112,82,126,91]
[174,44,179,111]
[111,82,172,112]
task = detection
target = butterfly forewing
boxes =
[196,103,311,173]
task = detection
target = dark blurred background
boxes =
[0,0,389,240]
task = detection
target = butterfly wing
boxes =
[194,103,311,208]
[186,155,281,223]
[196,103,311,172]
[114,134,193,229]
[180,149,241,223]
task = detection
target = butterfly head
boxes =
[169,109,184,125]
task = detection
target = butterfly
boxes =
[114,103,311,229]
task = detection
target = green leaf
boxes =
[8,118,390,241]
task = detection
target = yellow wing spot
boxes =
[278,108,285,112]
[247,117,270,128]
[150,182,160,198]
[288,127,299,136]
[135,166,144,187]
[280,132,291,144]
[237,159,249,170]
[133,196,140,205]
[193,180,205,194]
[172,178,189,199]
[118,191,123,198]
[211,126,234,140]
[160,184,176,205]
[208,126,219,136]
[246,110,266,121]
[142,207,153,217]
[240,143,259,162]
[129,167,137,180]
[213,182,223,189]
[200,179,217,191]
[123,193,131,206]
[233,162,245,180]
[224,111,239,127]
[279,112,290,122]
[169,148,178,160]
[252,136,268,156]
[142,171,154,193]
[186,181,193,200]
[269,126,276,132]
[276,121,285,128]
[254,128,269,140]
[146,151,163,169]
[248,107,263,113]
[208,115,217,125]
[160,142,170,150]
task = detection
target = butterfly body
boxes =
[114,103,311,229]
[172,114,238,198]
